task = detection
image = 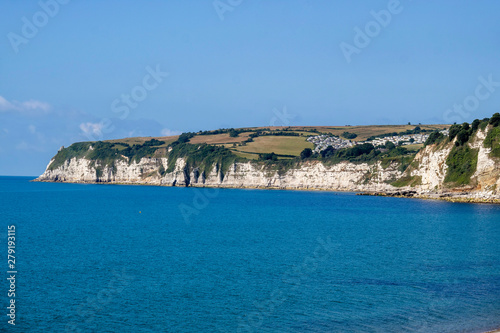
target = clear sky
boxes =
[1,0,500,176]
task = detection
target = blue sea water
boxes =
[0,176,499,332]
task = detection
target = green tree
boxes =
[489,113,500,127]
[259,152,278,161]
[449,124,461,140]
[456,129,469,146]
[424,131,445,146]
[300,148,313,159]
[320,146,335,158]
[341,132,358,139]
[385,141,396,150]
[471,119,481,132]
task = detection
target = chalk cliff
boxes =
[36,126,500,202]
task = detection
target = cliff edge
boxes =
[36,118,500,203]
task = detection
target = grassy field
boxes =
[104,135,179,147]
[187,125,449,143]
[96,123,450,158]
[189,133,251,144]
[230,150,260,160]
[233,136,313,157]
[404,143,424,151]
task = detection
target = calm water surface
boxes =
[0,176,499,332]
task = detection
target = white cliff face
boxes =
[221,160,401,191]
[37,156,403,192]
[38,157,97,182]
[470,128,500,193]
[405,127,500,198]
[36,126,500,199]
[410,142,453,190]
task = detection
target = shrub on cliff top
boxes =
[471,119,481,132]
[489,113,500,127]
[259,152,278,161]
[455,129,470,146]
[300,148,313,159]
[448,124,461,141]
[424,131,445,147]
[174,132,195,145]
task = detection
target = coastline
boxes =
[33,178,500,205]
[357,190,500,205]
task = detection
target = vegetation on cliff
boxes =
[483,113,500,158]
[48,133,417,178]
[166,143,242,180]
[444,146,478,185]
[441,118,493,185]
[48,139,166,171]
[45,113,500,187]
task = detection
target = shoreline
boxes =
[32,179,500,205]
[357,191,500,205]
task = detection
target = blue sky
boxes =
[1,0,500,176]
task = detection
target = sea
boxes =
[0,176,499,332]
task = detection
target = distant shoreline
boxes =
[357,191,500,205]
[32,179,500,205]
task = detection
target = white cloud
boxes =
[21,100,50,111]
[28,125,36,134]
[79,122,103,137]
[0,95,50,112]
[160,128,181,136]
[0,96,15,111]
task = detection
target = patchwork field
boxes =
[99,123,450,159]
